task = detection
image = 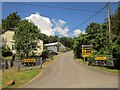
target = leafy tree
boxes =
[41,50,50,62]
[110,6,120,69]
[73,6,120,69]
[59,37,73,49]
[73,22,108,58]
[49,35,59,43]
[85,22,107,52]
[73,34,87,58]
[110,7,120,36]
[2,45,12,57]
[1,45,13,69]
[38,33,50,44]
[2,12,21,31]
[38,33,59,44]
[0,25,2,34]
[14,20,40,57]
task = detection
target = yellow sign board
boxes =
[82,54,90,57]
[82,48,92,57]
[94,56,107,60]
[22,59,36,63]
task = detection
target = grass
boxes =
[94,66,119,74]
[2,68,41,88]
[77,59,119,74]
[2,55,57,89]
[2,56,12,61]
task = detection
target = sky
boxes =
[2,2,118,38]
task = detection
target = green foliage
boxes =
[1,45,13,56]
[59,37,73,49]
[112,36,120,69]
[49,35,59,43]
[86,22,108,51]
[73,34,87,58]
[2,69,41,88]
[2,12,21,31]
[41,50,50,59]
[0,25,4,34]
[38,33,59,44]
[73,22,109,59]
[66,47,71,51]
[1,46,11,54]
[13,20,40,57]
[73,6,120,69]
[110,7,120,36]
[110,7,120,69]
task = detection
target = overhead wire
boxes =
[5,2,118,33]
[70,3,109,32]
[7,2,108,14]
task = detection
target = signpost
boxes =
[82,44,92,61]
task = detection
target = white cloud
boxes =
[82,31,87,34]
[25,13,70,37]
[58,19,66,25]
[73,29,81,37]
[25,12,54,36]
[52,19,69,37]
[73,29,87,37]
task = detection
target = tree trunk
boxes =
[5,60,9,69]
[10,60,14,67]
[10,55,15,67]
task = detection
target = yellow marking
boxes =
[22,59,36,63]
[94,56,107,60]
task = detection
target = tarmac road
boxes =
[23,52,118,88]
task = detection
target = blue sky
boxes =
[2,2,118,37]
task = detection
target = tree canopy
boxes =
[2,12,21,31]
[14,20,40,57]
[59,36,73,49]
[73,6,120,69]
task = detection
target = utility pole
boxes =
[107,2,111,39]
[107,2,113,56]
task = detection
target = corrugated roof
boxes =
[44,42,59,46]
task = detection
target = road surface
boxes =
[23,52,118,88]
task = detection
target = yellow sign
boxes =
[94,56,107,60]
[22,59,36,63]
[82,48,92,57]
[82,54,90,57]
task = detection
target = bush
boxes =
[66,47,71,51]
[41,50,50,60]
[2,46,13,57]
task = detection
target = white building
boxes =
[1,30,43,55]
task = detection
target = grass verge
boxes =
[2,55,57,88]
[2,68,41,88]
[76,59,119,74]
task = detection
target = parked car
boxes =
[47,50,58,55]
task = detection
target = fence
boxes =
[1,56,43,71]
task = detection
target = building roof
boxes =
[44,42,59,46]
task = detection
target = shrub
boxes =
[41,50,50,59]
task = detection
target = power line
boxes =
[7,2,108,14]
[71,3,109,31]
[6,2,118,14]
[5,2,118,33]
[70,2,118,32]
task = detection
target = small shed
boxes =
[44,42,66,52]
